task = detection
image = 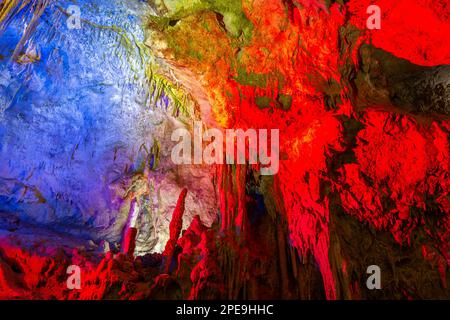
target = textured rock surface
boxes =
[0,0,217,252]
[354,45,450,116]
[0,0,448,300]
[142,0,449,299]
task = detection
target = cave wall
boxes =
[0,0,218,252]
[145,0,450,299]
[0,0,448,300]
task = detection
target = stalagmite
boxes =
[163,188,188,273]
[122,227,138,258]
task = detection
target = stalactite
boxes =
[217,164,248,232]
[276,218,290,298]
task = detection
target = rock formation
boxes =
[0,0,448,300]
